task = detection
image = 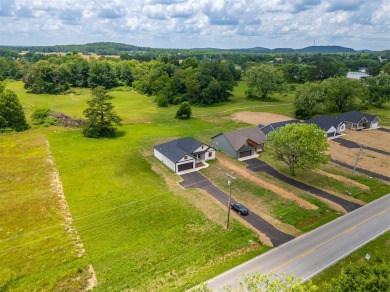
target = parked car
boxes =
[230,202,249,215]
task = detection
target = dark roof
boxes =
[336,110,378,123]
[305,115,339,131]
[214,127,266,151]
[259,119,301,135]
[154,137,209,163]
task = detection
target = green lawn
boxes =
[0,131,88,291]
[1,80,389,291]
[201,161,340,234]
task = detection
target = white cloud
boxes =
[0,0,388,50]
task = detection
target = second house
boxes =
[211,127,266,160]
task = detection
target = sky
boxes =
[0,0,389,51]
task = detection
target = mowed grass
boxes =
[0,131,88,291]
[46,122,265,291]
[201,160,340,234]
[2,79,389,290]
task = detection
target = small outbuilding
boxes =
[154,137,215,173]
[336,111,380,130]
[305,115,346,137]
[211,127,266,159]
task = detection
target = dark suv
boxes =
[230,202,249,215]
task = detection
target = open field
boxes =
[0,131,90,291]
[1,80,389,290]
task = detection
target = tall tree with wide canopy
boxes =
[0,83,28,132]
[23,60,70,94]
[266,123,329,176]
[82,87,122,138]
[323,77,367,112]
[245,64,287,100]
[294,81,326,119]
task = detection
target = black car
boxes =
[230,202,249,216]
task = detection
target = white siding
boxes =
[154,149,176,172]
[205,149,216,161]
[337,122,346,133]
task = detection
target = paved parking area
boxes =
[180,172,295,246]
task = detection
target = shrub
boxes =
[175,101,192,120]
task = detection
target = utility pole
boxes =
[352,144,364,176]
[226,173,236,229]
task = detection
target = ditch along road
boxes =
[202,193,390,292]
[244,158,362,212]
[180,172,295,247]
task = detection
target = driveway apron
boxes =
[332,137,390,156]
[244,158,362,212]
[180,172,295,246]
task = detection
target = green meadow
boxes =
[1,80,389,290]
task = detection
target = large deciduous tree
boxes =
[323,77,367,113]
[266,123,329,176]
[88,61,117,89]
[23,60,70,94]
[245,64,287,100]
[294,82,326,119]
[82,86,122,138]
[0,83,28,132]
[362,73,390,107]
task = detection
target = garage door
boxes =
[177,162,194,172]
[371,122,378,128]
[239,150,252,158]
[327,132,335,137]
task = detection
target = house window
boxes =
[208,152,212,157]
[195,154,200,159]
[184,155,188,160]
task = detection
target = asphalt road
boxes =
[203,193,390,292]
[245,158,362,212]
[331,159,390,183]
[332,137,390,156]
[180,172,295,246]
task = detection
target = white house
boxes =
[154,137,215,173]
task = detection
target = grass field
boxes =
[0,130,89,291]
[1,80,389,291]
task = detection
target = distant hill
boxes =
[295,45,355,53]
[0,42,365,55]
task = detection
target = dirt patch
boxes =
[232,111,294,126]
[86,265,98,291]
[314,169,370,191]
[216,155,318,211]
[329,140,390,176]
[342,129,390,152]
[45,139,97,289]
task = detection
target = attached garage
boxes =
[154,137,215,173]
[239,150,252,158]
[177,162,194,172]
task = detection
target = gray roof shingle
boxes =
[219,128,266,151]
[154,137,209,163]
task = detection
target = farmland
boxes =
[1,80,389,291]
